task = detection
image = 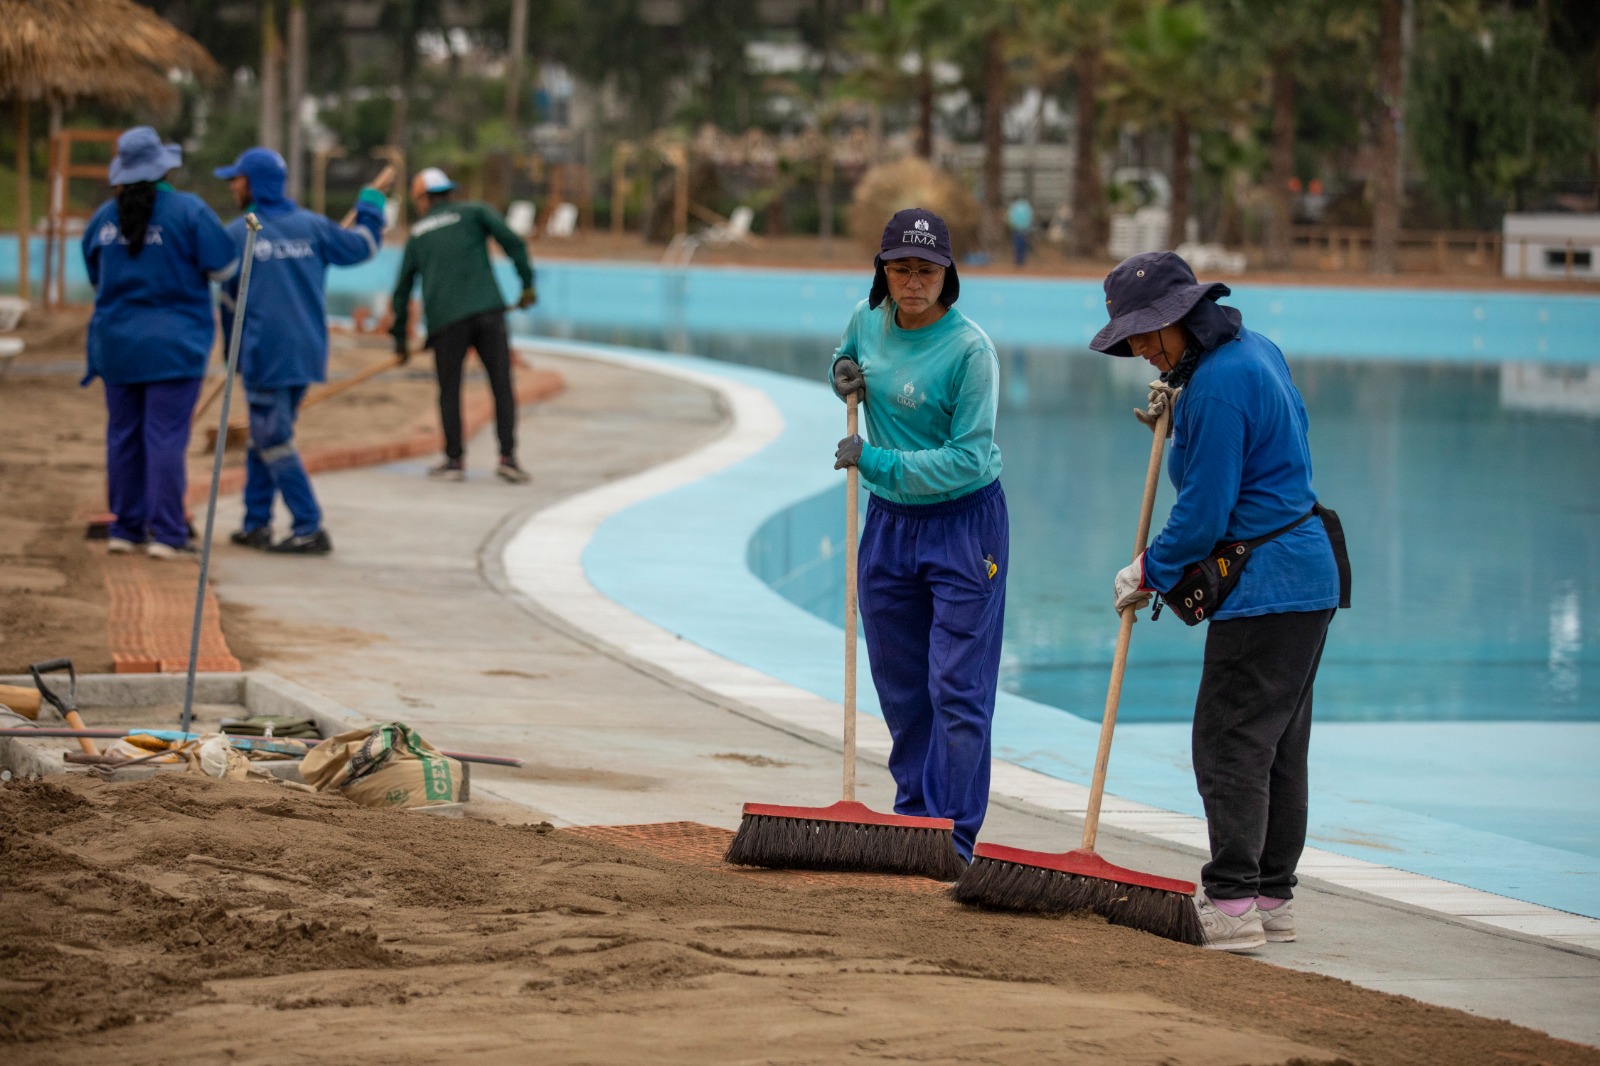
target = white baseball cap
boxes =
[414,166,456,194]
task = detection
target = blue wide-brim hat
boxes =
[110,126,183,186]
[1090,251,1230,357]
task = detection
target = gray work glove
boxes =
[832,358,864,403]
[1135,380,1180,429]
[834,434,864,470]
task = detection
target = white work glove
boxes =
[1135,380,1180,430]
[1114,553,1154,615]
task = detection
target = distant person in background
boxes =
[215,147,390,555]
[390,167,537,483]
[82,127,238,560]
[1007,196,1034,267]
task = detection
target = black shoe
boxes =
[428,459,466,481]
[266,529,332,555]
[230,527,273,550]
[496,457,531,484]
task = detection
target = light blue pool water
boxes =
[12,242,1598,913]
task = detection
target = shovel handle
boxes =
[1080,406,1169,851]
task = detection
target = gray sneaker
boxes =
[1194,894,1266,952]
[1259,900,1295,942]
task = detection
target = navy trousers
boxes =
[243,386,322,537]
[858,480,1009,860]
[104,377,203,548]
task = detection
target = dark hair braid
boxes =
[115,181,159,257]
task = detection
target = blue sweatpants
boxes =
[858,479,1009,860]
[243,386,321,537]
[104,377,203,548]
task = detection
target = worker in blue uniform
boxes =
[214,147,388,555]
[1095,251,1349,951]
[82,127,239,560]
[829,208,1008,862]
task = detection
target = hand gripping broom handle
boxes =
[842,392,860,802]
[181,214,262,735]
[1080,405,1170,851]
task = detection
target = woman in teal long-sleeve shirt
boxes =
[829,208,1008,862]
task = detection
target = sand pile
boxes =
[3,775,1593,1064]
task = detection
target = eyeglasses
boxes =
[885,264,944,284]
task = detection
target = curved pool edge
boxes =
[498,336,1600,949]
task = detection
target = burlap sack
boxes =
[300,723,461,809]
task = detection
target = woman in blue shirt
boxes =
[1094,251,1346,951]
[829,208,1008,862]
[82,128,238,558]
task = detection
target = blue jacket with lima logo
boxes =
[220,177,385,390]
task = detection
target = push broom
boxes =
[951,397,1207,945]
[724,391,966,880]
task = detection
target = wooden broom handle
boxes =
[842,393,860,802]
[1080,405,1170,850]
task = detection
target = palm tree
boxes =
[960,0,1026,252]
[1217,0,1360,270]
[843,0,963,159]
[1019,0,1131,259]
[1111,2,1235,251]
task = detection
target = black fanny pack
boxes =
[1154,503,1352,625]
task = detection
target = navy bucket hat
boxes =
[868,207,960,310]
[1090,251,1232,357]
[109,126,183,186]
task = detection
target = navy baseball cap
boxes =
[1090,251,1231,357]
[869,207,960,310]
[878,207,953,267]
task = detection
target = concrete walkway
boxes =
[210,352,1600,1048]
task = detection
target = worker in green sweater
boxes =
[390,167,536,483]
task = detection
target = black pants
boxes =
[431,310,517,462]
[1192,608,1335,902]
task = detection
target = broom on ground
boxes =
[951,399,1207,945]
[724,391,966,880]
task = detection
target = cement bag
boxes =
[301,723,461,809]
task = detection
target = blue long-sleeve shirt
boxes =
[82,186,238,385]
[830,300,1002,504]
[1143,327,1339,620]
[220,189,385,390]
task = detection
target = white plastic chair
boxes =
[545,203,578,238]
[0,295,28,332]
[506,200,536,239]
[703,205,755,245]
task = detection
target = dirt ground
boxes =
[3,774,1594,1065]
[0,308,445,674]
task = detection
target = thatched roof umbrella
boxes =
[0,0,218,300]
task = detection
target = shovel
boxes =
[28,659,96,755]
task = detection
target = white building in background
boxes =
[1502,214,1600,281]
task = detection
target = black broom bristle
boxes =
[725,812,967,881]
[952,856,1207,947]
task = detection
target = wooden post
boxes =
[15,99,29,302]
[1434,232,1445,273]
[611,142,632,237]
[671,146,690,239]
